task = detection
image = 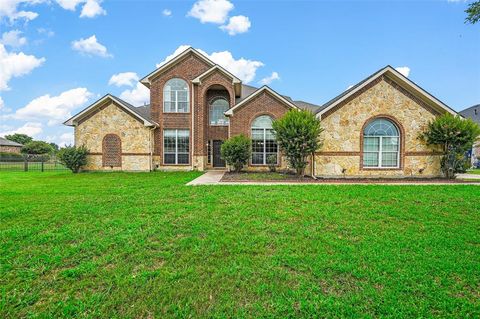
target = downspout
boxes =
[191,83,195,170]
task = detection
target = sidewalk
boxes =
[187,171,480,186]
[456,173,480,180]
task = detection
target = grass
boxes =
[1,171,479,318]
[222,171,304,181]
[466,169,480,175]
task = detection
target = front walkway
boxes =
[187,171,480,186]
[456,173,480,180]
[186,170,226,185]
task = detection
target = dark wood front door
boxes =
[213,140,226,168]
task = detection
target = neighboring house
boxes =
[65,47,458,177]
[460,104,480,166]
[0,137,23,154]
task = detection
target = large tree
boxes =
[419,113,480,179]
[5,133,33,145]
[21,141,54,156]
[272,109,323,176]
[465,1,480,24]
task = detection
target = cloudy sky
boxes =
[0,0,479,146]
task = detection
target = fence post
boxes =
[41,160,44,172]
[24,158,28,172]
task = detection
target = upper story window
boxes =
[363,118,400,168]
[209,98,230,126]
[251,115,278,165]
[163,78,189,113]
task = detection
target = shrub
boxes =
[272,109,323,176]
[267,154,277,172]
[21,141,54,156]
[57,145,89,173]
[419,113,480,179]
[221,135,251,173]
[0,152,24,161]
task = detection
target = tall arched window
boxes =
[209,98,229,125]
[163,78,189,112]
[363,118,400,168]
[251,115,277,165]
[102,134,121,167]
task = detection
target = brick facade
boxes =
[0,145,22,154]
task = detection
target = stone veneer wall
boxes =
[315,77,443,177]
[75,101,152,171]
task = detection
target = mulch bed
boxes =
[221,172,479,184]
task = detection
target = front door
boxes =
[213,140,226,168]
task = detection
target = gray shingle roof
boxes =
[113,95,152,122]
[235,84,322,112]
[0,137,23,147]
[460,104,480,125]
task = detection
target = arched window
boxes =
[209,98,230,125]
[102,134,121,167]
[251,115,277,165]
[163,78,189,112]
[363,118,400,168]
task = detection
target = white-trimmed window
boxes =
[251,115,278,165]
[209,98,230,125]
[363,118,400,168]
[163,129,189,164]
[163,78,189,112]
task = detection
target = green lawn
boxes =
[1,171,479,318]
[467,169,480,175]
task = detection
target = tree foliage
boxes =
[465,1,480,24]
[419,113,480,178]
[21,141,54,155]
[221,135,251,173]
[272,109,323,176]
[58,145,89,173]
[5,133,33,145]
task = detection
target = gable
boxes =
[226,87,298,116]
[318,66,457,119]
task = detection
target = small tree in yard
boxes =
[221,135,251,173]
[58,145,89,173]
[21,141,54,157]
[419,113,480,179]
[272,109,323,176]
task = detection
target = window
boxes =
[163,78,189,112]
[363,118,400,168]
[163,129,190,164]
[251,115,278,165]
[209,98,230,125]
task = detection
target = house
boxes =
[460,104,480,166]
[0,137,23,154]
[65,47,459,177]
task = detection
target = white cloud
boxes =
[346,84,354,90]
[220,15,250,35]
[0,122,43,137]
[0,96,4,109]
[259,71,280,85]
[109,72,139,87]
[395,66,411,77]
[156,45,264,84]
[71,35,112,57]
[13,88,92,126]
[0,0,40,23]
[56,0,84,10]
[188,0,234,24]
[37,28,54,37]
[119,82,150,106]
[162,9,172,16]
[80,0,106,18]
[0,44,45,91]
[46,132,74,146]
[1,30,27,48]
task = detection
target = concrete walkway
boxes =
[186,170,226,185]
[187,171,480,186]
[456,173,480,180]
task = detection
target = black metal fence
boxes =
[0,155,68,171]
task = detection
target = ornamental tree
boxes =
[272,109,323,176]
[221,134,251,173]
[419,113,480,179]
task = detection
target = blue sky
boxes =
[0,0,479,145]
